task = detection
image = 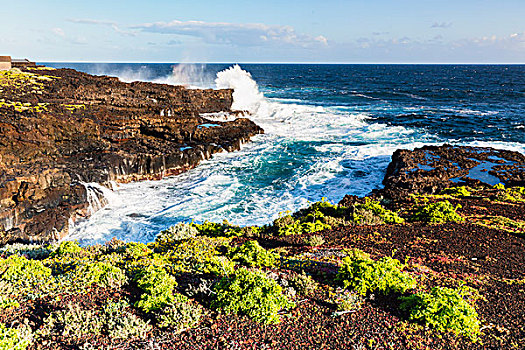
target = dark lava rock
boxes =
[0,67,263,243]
[380,144,525,199]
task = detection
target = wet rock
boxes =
[0,67,263,243]
[379,144,525,199]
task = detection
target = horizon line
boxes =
[38,61,525,65]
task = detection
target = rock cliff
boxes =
[0,67,263,243]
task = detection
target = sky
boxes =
[1,0,524,63]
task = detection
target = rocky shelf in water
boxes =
[0,67,263,243]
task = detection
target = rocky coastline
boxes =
[0,67,262,243]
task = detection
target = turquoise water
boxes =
[43,63,525,244]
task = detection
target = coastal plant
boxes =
[400,286,480,340]
[351,198,404,225]
[0,243,49,259]
[0,321,33,350]
[204,255,236,276]
[39,303,103,342]
[288,271,318,296]
[303,234,325,247]
[273,213,304,236]
[440,186,471,197]
[103,300,151,340]
[134,266,178,312]
[49,241,83,257]
[230,240,279,268]
[212,267,296,324]
[70,261,127,289]
[329,288,365,314]
[162,236,231,274]
[411,200,463,224]
[123,242,152,259]
[0,255,52,301]
[154,223,198,252]
[336,250,416,295]
[156,294,204,332]
[191,220,242,238]
[494,184,525,203]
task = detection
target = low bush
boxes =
[49,241,83,257]
[191,220,242,238]
[154,223,198,252]
[336,250,416,295]
[71,261,127,289]
[400,286,480,340]
[39,303,103,342]
[156,294,204,332]
[329,288,365,313]
[212,268,295,324]
[351,198,404,225]
[288,271,318,296]
[230,240,279,268]
[303,234,325,247]
[411,200,463,224]
[134,266,178,312]
[0,322,33,350]
[103,300,151,340]
[440,186,471,197]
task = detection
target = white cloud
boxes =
[133,20,329,48]
[52,27,66,37]
[69,18,137,36]
[431,22,453,29]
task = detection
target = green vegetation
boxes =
[156,294,204,332]
[351,198,405,225]
[229,240,279,268]
[134,266,178,312]
[411,200,463,224]
[0,322,33,350]
[440,186,471,197]
[494,184,525,203]
[212,268,295,324]
[288,271,318,296]
[400,286,480,340]
[336,249,416,295]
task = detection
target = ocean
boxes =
[42,63,525,244]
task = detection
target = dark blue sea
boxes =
[42,63,525,243]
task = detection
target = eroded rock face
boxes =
[0,67,263,243]
[380,144,525,199]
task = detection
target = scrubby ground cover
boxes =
[0,185,524,349]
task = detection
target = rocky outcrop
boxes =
[0,67,263,243]
[379,144,525,199]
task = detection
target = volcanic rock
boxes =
[380,144,525,199]
[0,67,263,243]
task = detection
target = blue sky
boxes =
[2,0,524,63]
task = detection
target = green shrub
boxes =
[0,322,33,350]
[191,220,241,238]
[494,185,525,203]
[400,286,480,340]
[411,200,463,224]
[134,266,178,312]
[156,294,204,331]
[0,255,51,283]
[440,186,471,197]
[230,241,279,268]
[154,223,198,252]
[71,261,127,289]
[162,236,231,274]
[351,198,404,225]
[329,288,365,313]
[204,256,236,276]
[303,234,325,247]
[49,241,83,257]
[0,243,49,259]
[103,300,151,340]
[39,303,103,342]
[288,271,318,296]
[336,250,416,295]
[273,213,303,236]
[212,268,295,324]
[124,242,152,259]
